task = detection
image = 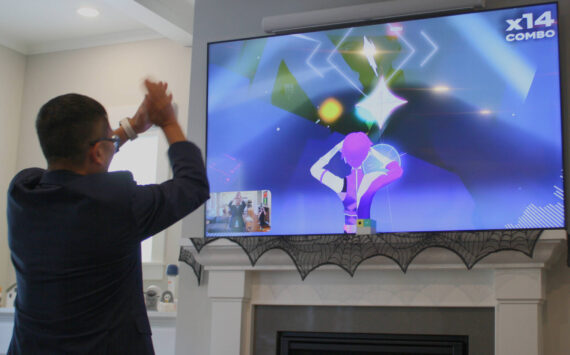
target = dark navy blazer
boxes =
[7,141,209,355]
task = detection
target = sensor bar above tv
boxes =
[262,0,486,33]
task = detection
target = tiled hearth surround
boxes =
[183,230,567,355]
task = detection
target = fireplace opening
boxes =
[277,332,468,355]
[254,306,493,354]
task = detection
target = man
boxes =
[7,80,209,354]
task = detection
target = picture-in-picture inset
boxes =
[206,190,272,236]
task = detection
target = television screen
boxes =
[205,2,564,237]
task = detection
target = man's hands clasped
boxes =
[143,79,178,128]
[126,78,179,137]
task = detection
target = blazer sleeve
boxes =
[130,141,210,241]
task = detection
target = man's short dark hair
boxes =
[36,94,108,166]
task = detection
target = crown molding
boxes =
[0,35,29,55]
[24,29,164,55]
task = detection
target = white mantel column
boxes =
[207,270,251,355]
[495,268,545,355]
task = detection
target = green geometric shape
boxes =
[209,39,267,83]
[235,39,267,83]
[271,60,318,121]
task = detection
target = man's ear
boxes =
[88,143,105,167]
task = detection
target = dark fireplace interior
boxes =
[253,306,493,354]
[278,331,468,355]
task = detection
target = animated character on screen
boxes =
[310,132,403,233]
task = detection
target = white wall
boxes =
[0,45,26,300]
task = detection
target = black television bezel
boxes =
[203,1,566,239]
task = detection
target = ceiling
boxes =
[0,0,194,55]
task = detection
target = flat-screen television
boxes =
[204,2,564,237]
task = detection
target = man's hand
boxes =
[144,79,177,128]
[129,96,152,134]
[143,79,187,145]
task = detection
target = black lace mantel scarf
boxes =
[179,230,544,284]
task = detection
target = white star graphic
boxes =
[355,76,407,129]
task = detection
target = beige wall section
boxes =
[0,45,26,300]
[543,251,570,355]
[7,38,191,290]
[16,38,191,170]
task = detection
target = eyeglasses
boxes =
[89,135,120,153]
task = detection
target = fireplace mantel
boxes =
[181,231,567,355]
[183,230,565,272]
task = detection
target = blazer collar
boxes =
[40,170,84,185]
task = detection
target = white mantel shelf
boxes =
[181,230,567,355]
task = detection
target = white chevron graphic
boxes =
[295,27,440,94]
[292,34,325,78]
[386,31,416,84]
[420,30,438,67]
[294,29,365,96]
